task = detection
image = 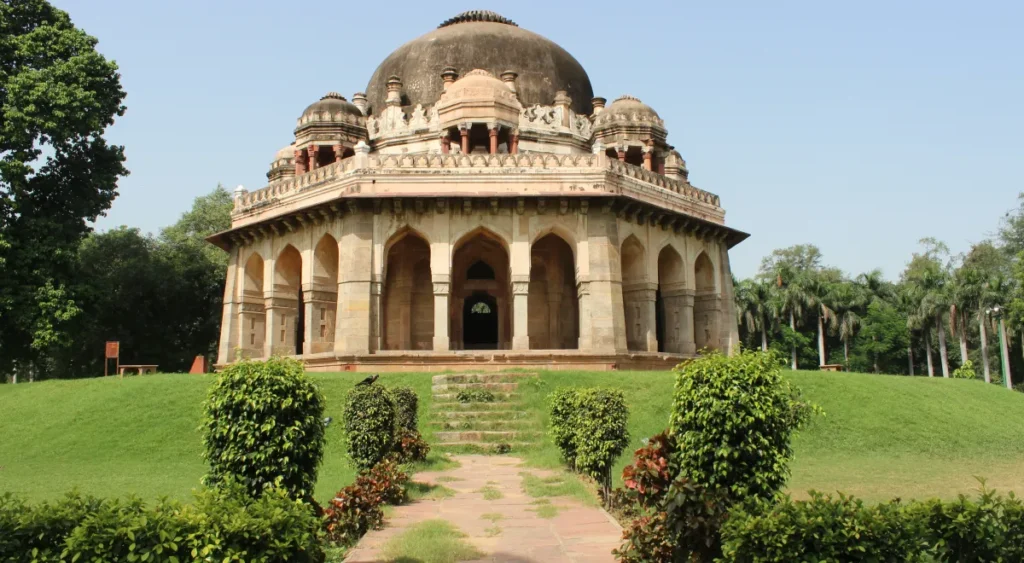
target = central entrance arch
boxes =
[451,228,510,350]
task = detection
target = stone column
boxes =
[459,125,469,154]
[432,280,450,351]
[617,147,626,162]
[335,213,374,355]
[623,282,657,352]
[441,134,450,154]
[510,130,519,154]
[307,145,318,170]
[512,276,530,350]
[586,215,627,352]
[680,290,696,355]
[576,277,591,350]
[216,247,241,364]
[333,143,344,163]
[642,147,653,171]
[489,126,499,154]
[717,245,741,355]
[302,287,315,355]
[293,149,306,175]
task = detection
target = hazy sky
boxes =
[54,0,1023,279]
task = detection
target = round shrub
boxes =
[343,385,396,470]
[389,386,419,432]
[574,388,630,490]
[202,357,325,500]
[670,349,814,503]
[952,359,977,379]
[548,387,581,468]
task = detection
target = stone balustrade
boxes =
[233,151,721,215]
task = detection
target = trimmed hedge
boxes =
[389,386,419,432]
[0,486,323,563]
[721,488,1024,562]
[343,385,397,470]
[548,387,629,495]
[202,357,326,500]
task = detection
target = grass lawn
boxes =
[2,369,1023,504]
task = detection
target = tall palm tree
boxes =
[950,266,984,370]
[805,271,838,367]
[856,270,893,372]
[774,265,814,370]
[830,280,866,367]
[735,278,773,351]
[896,284,920,375]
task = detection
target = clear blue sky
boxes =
[55,0,1023,280]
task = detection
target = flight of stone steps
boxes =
[429,372,541,452]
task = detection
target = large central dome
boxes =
[365,11,594,116]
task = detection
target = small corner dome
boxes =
[593,94,665,133]
[273,144,295,161]
[604,95,660,119]
[301,92,362,119]
[452,69,510,90]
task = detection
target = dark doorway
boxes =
[295,289,305,355]
[463,292,498,349]
[655,289,665,352]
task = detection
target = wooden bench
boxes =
[819,364,843,372]
[118,364,158,377]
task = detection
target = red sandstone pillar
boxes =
[489,127,498,154]
[307,145,318,170]
[460,127,469,154]
[510,132,519,154]
[617,148,626,162]
[441,134,450,154]
[294,149,306,175]
[333,143,344,163]
[642,150,652,171]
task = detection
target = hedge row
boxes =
[721,488,1024,562]
[0,485,322,563]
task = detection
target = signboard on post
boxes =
[104,341,120,377]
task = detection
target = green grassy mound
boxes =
[1,370,1022,504]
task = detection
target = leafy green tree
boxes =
[0,0,127,378]
[851,300,909,374]
[759,245,822,370]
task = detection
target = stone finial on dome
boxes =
[386,76,403,106]
[615,94,641,103]
[592,97,607,115]
[321,92,347,101]
[441,67,459,89]
[438,10,517,28]
[500,70,518,98]
[352,92,367,115]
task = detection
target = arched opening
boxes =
[382,232,433,350]
[529,233,579,349]
[624,146,644,167]
[451,228,510,350]
[240,253,266,358]
[657,245,685,353]
[693,251,718,351]
[309,235,339,353]
[463,292,498,349]
[272,245,303,356]
[620,235,649,352]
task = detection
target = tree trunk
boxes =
[844,339,850,365]
[760,324,768,352]
[926,330,934,377]
[790,310,797,370]
[958,312,969,368]
[979,313,991,383]
[936,313,950,378]
[817,314,826,367]
[908,344,915,376]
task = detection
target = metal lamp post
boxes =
[987,306,1013,390]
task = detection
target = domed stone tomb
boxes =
[209,10,748,371]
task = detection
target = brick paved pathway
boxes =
[344,455,623,562]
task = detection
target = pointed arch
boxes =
[620,234,649,351]
[657,244,685,353]
[529,233,579,349]
[239,252,266,358]
[309,234,339,353]
[451,226,511,350]
[693,251,720,352]
[313,234,338,286]
[382,230,433,350]
[271,244,303,356]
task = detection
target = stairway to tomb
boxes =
[429,372,541,452]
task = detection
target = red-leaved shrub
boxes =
[622,431,676,508]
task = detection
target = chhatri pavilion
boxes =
[209,10,748,371]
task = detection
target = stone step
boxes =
[432,419,538,431]
[431,373,537,385]
[431,382,520,393]
[434,441,535,452]
[431,410,523,419]
[432,401,517,410]
[432,392,521,402]
[435,430,542,443]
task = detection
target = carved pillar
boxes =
[217,248,241,364]
[489,126,499,154]
[459,125,469,154]
[293,149,306,175]
[441,134,451,154]
[510,130,519,154]
[433,280,450,351]
[642,147,653,171]
[333,143,344,163]
[576,277,591,350]
[660,283,689,354]
[617,147,626,162]
[307,145,318,170]
[623,282,658,352]
[586,215,627,352]
[335,213,374,355]
[512,276,530,350]
[680,290,696,355]
[302,288,315,355]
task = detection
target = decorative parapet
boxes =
[518,104,591,140]
[234,151,721,216]
[366,103,440,140]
